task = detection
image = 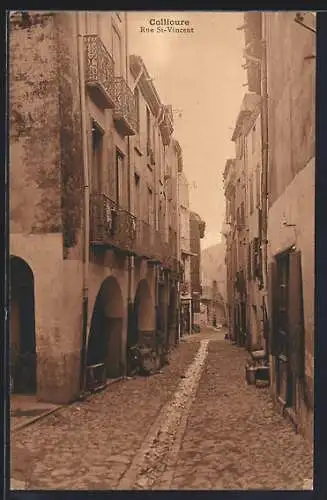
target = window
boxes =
[134,87,140,129]
[252,237,260,279]
[249,174,254,215]
[255,164,261,208]
[236,207,240,227]
[91,122,103,194]
[146,107,151,153]
[134,173,140,218]
[112,26,122,76]
[240,202,245,226]
[252,124,256,154]
[152,122,156,155]
[147,187,154,225]
[159,190,166,234]
[116,149,127,208]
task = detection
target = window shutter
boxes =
[252,239,256,280]
[288,251,305,379]
[247,243,252,280]
[107,137,116,200]
[267,260,278,356]
[253,238,260,279]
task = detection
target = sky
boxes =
[128,12,245,250]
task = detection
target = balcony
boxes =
[160,105,174,146]
[84,35,116,109]
[135,220,154,259]
[180,235,190,254]
[221,222,232,237]
[113,77,138,136]
[90,194,136,254]
[158,229,178,271]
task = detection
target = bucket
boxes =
[245,365,257,385]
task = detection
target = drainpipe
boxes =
[77,12,90,394]
[125,12,135,361]
[260,15,269,353]
[176,169,181,343]
[260,20,268,292]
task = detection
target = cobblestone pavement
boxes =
[11,329,313,490]
[10,340,200,490]
[171,333,313,490]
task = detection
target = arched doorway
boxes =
[133,279,155,348]
[87,276,124,379]
[10,256,36,394]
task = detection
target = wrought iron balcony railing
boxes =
[90,197,182,267]
[135,220,154,258]
[90,194,136,254]
[84,35,116,109]
[113,77,138,136]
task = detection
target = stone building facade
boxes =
[223,151,248,345]
[178,171,192,336]
[263,12,315,443]
[224,11,315,442]
[201,243,227,328]
[9,11,181,404]
[189,211,205,329]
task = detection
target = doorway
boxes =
[10,256,37,394]
[87,276,124,379]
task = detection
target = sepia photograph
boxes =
[8,10,315,491]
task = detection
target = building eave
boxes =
[244,12,262,46]
[130,54,161,118]
[243,13,262,93]
[223,158,234,179]
[231,110,252,141]
[231,94,261,141]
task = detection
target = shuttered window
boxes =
[92,122,103,194]
[253,237,260,279]
[288,251,305,379]
[267,259,278,356]
[247,242,252,281]
[276,253,289,357]
[249,174,254,215]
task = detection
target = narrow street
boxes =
[11,329,313,491]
